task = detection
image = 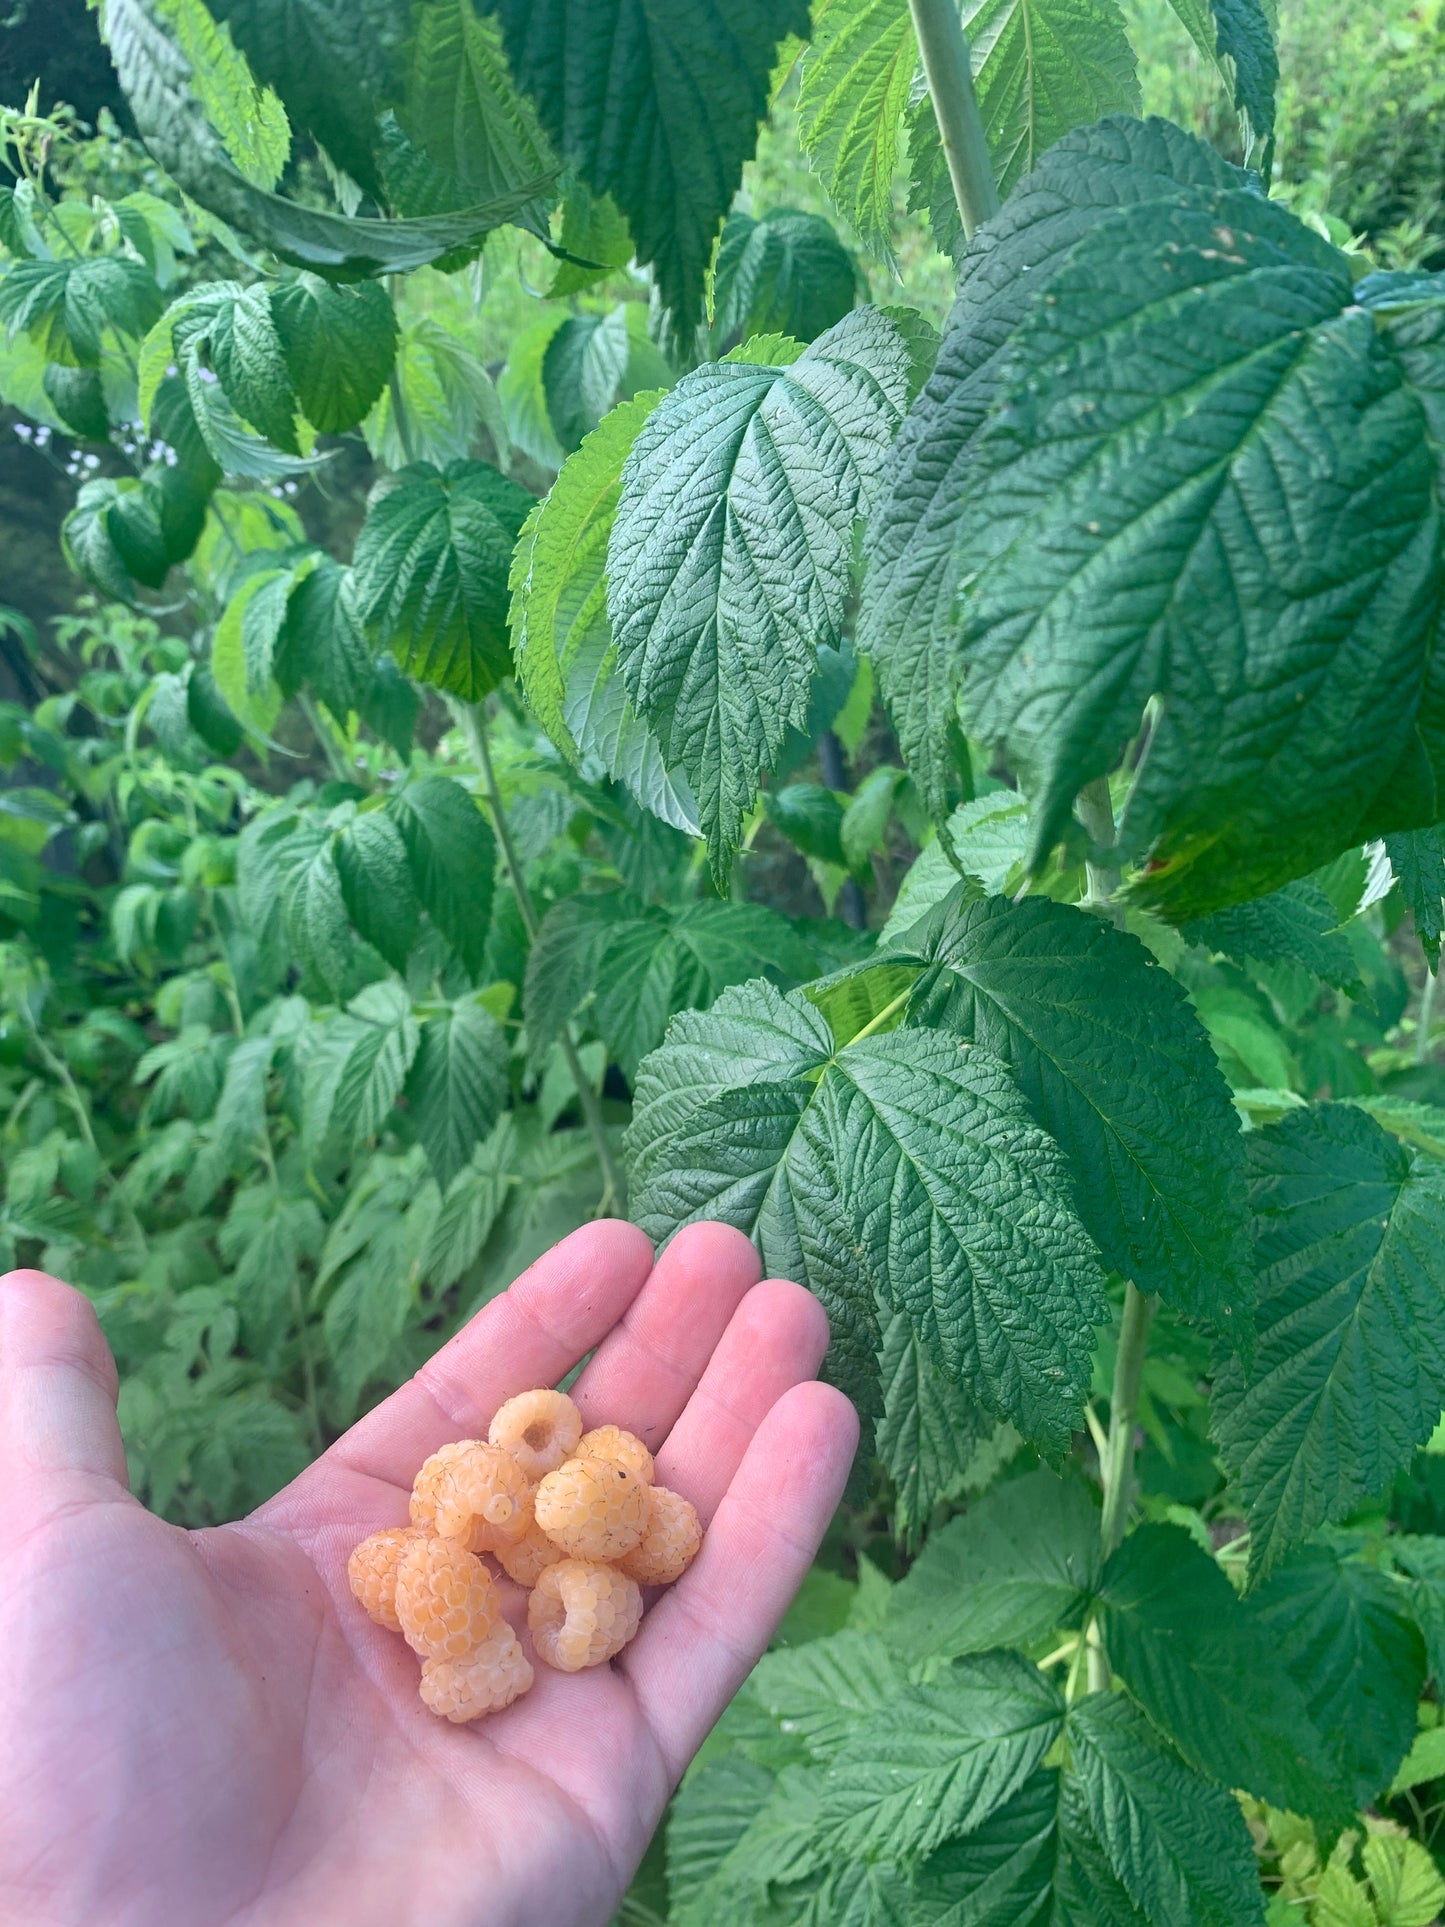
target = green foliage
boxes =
[5,5,1445,1920]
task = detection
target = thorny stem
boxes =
[453,698,626,1211]
[907,0,1001,241]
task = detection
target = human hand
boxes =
[0,1220,856,1927]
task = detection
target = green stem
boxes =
[908,0,1001,240]
[850,984,914,1046]
[1077,775,1123,926]
[1088,1280,1155,1691]
[387,359,417,468]
[1417,958,1439,1067]
[453,698,626,1211]
[300,692,353,787]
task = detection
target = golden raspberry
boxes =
[419,1628,534,1721]
[394,1534,501,1661]
[434,1441,534,1552]
[616,1486,702,1586]
[534,1457,648,1560]
[572,1424,655,1485]
[489,1388,583,1481]
[528,1559,644,1672]
[410,1440,474,1532]
[347,1525,428,1630]
[493,1515,568,1588]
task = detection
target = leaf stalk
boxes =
[907,0,1001,239]
[1088,1279,1155,1690]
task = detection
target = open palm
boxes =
[0,1219,856,1927]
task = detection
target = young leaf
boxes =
[269,275,398,433]
[483,0,810,334]
[860,114,1250,823]
[1097,1523,1349,1828]
[1248,1542,1426,1807]
[626,982,1107,1446]
[351,460,532,700]
[1213,1105,1445,1580]
[406,999,509,1194]
[388,774,497,980]
[608,310,910,876]
[711,208,858,352]
[948,194,1444,916]
[106,0,551,277]
[879,795,1030,942]
[1067,1692,1265,1927]
[797,0,915,265]
[335,810,420,972]
[812,1652,1065,1864]
[905,893,1252,1331]
[1183,879,1361,990]
[886,1469,1100,1661]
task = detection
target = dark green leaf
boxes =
[406,999,509,1193]
[1248,1542,1425,1807]
[1385,824,1445,970]
[1067,1692,1264,1927]
[627,982,1107,1446]
[335,810,420,971]
[1213,1104,1445,1580]
[712,208,858,352]
[1097,1523,1348,1826]
[1164,0,1277,149]
[541,306,631,454]
[886,1469,1100,1661]
[202,282,300,451]
[484,0,809,333]
[813,1652,1065,1864]
[609,312,910,875]
[272,816,354,994]
[0,254,162,367]
[43,364,111,441]
[523,893,631,1067]
[767,784,849,870]
[273,556,372,717]
[906,893,1252,1331]
[351,460,532,699]
[270,275,398,433]
[64,478,170,598]
[1184,879,1360,989]
[388,774,497,978]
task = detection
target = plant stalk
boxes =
[453,698,626,1211]
[1077,775,1123,926]
[1417,958,1439,1066]
[907,0,1001,239]
[1088,1280,1155,1691]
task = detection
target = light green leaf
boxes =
[813,1652,1065,1864]
[542,305,631,455]
[1390,1724,1445,1796]
[332,982,421,1143]
[608,309,910,876]
[1067,1692,1265,1927]
[1214,1105,1445,1580]
[484,0,810,334]
[388,774,497,980]
[211,570,285,739]
[546,180,633,298]
[142,0,289,187]
[752,1630,912,1759]
[906,893,1252,1330]
[886,1469,1100,1661]
[627,981,1106,1446]
[879,794,1030,943]
[498,312,567,469]
[351,460,532,700]
[406,999,509,1194]
[422,1117,515,1290]
[270,274,397,433]
[797,0,915,264]
[335,810,420,972]
[1097,1523,1348,1827]
[711,208,858,352]
[365,315,509,471]
[0,252,163,368]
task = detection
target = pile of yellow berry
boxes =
[347,1388,702,1723]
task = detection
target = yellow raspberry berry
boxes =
[394,1534,501,1661]
[347,1525,428,1630]
[419,1628,534,1721]
[616,1486,702,1586]
[528,1559,644,1672]
[489,1388,584,1481]
[493,1515,568,1588]
[534,1457,649,1560]
[434,1441,534,1552]
[410,1440,474,1532]
[572,1423,655,1485]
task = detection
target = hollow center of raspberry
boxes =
[483,1495,517,1524]
[521,1421,553,1451]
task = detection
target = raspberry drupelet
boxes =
[534,1457,649,1560]
[493,1515,568,1588]
[528,1559,644,1672]
[433,1441,534,1552]
[420,1628,534,1721]
[394,1535,501,1662]
[347,1525,428,1630]
[489,1388,583,1481]
[572,1424,655,1485]
[616,1486,702,1586]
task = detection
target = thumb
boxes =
[1,1270,129,1492]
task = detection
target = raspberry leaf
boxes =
[387,775,497,981]
[406,999,509,1193]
